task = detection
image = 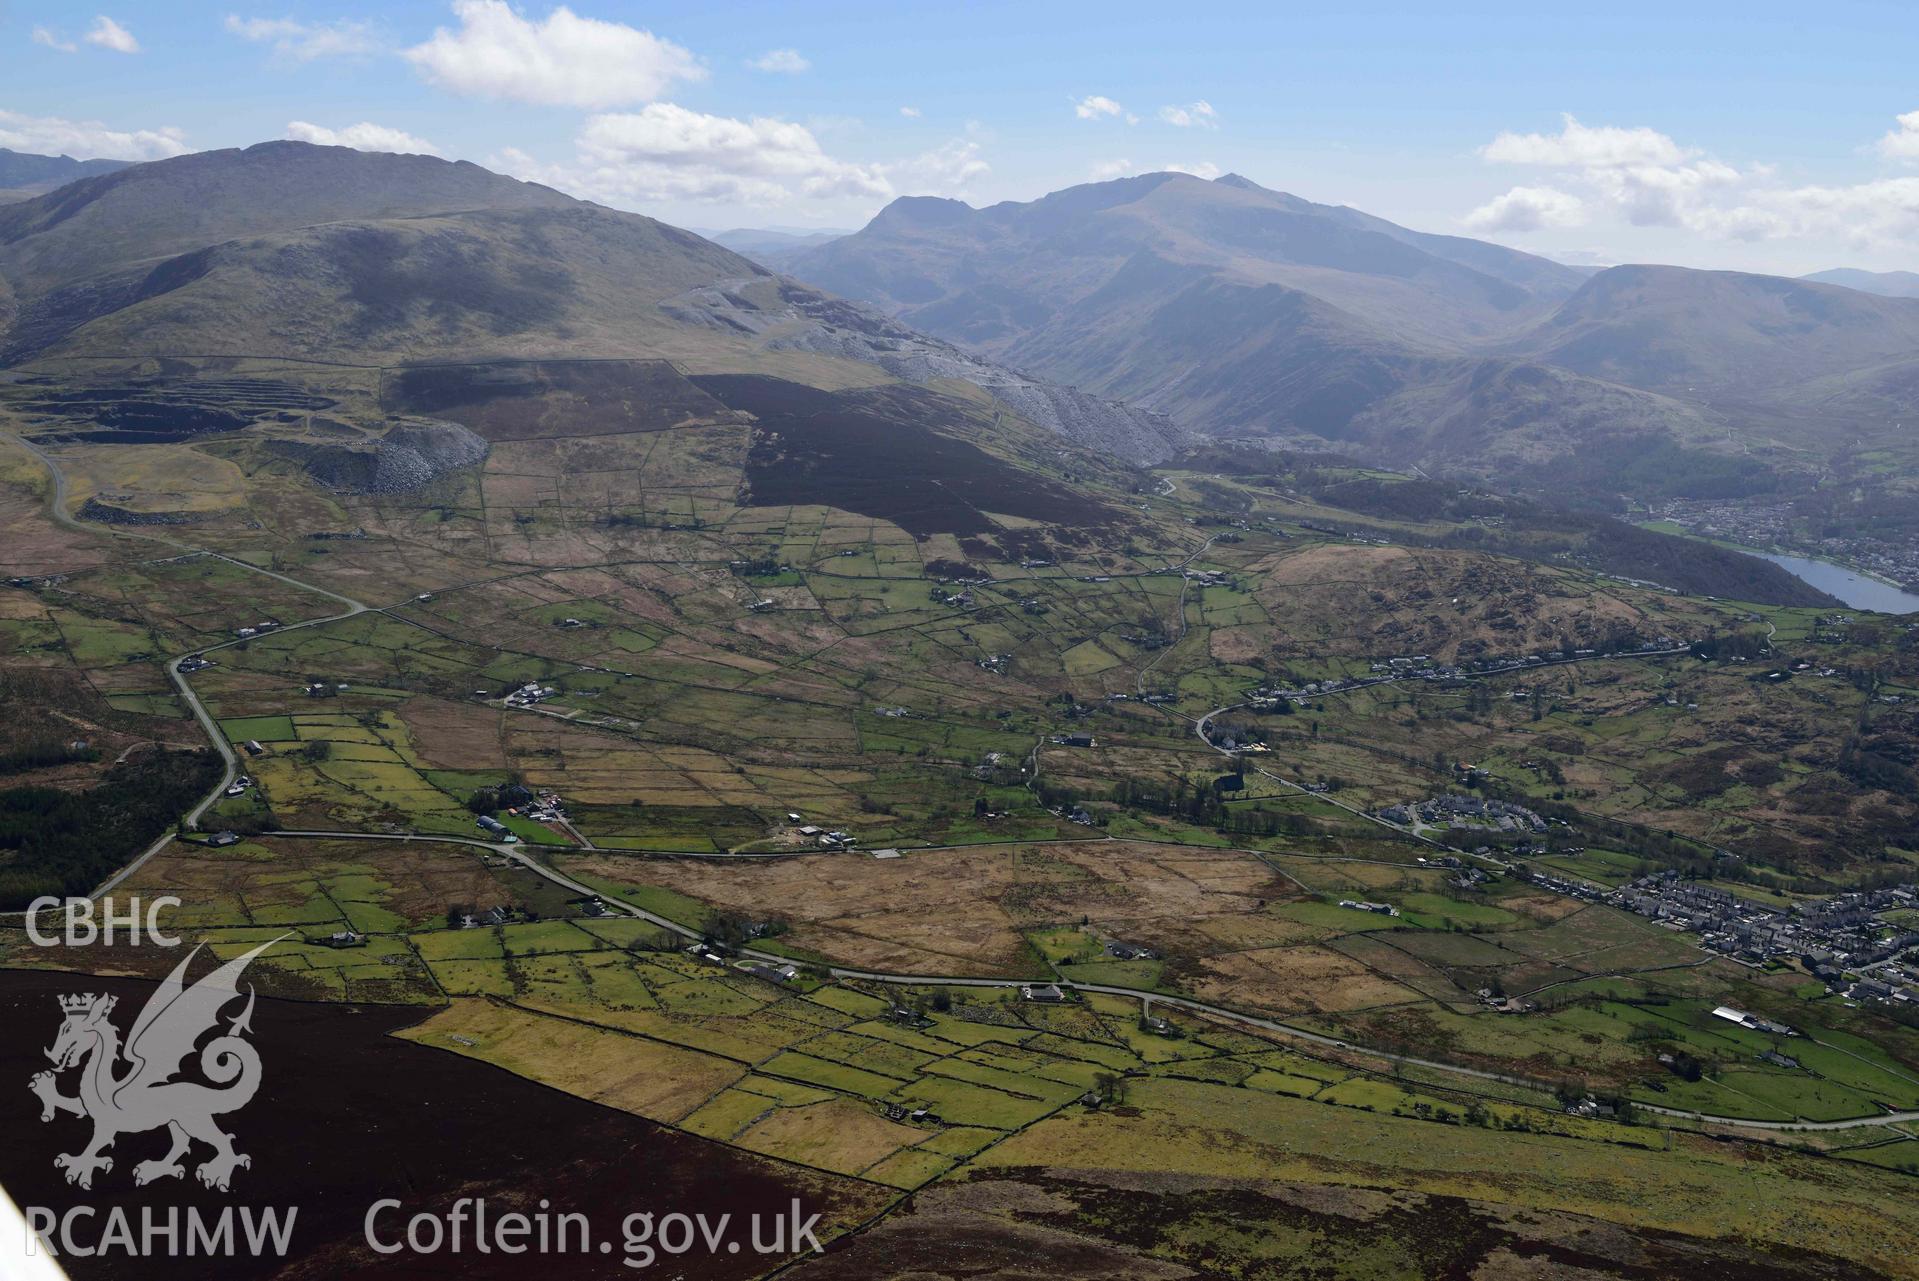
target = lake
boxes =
[1754,550,1919,614]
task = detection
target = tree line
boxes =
[0,749,220,909]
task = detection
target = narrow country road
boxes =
[6,432,371,895]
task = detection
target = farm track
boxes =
[1132,533,1217,698]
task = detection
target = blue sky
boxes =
[5,1,1919,272]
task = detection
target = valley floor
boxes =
[5,363,1919,1279]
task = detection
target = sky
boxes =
[5,0,1919,274]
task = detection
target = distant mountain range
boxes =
[0,147,130,197]
[11,142,1919,493]
[0,141,1833,605]
[788,172,1919,492]
[0,141,1179,461]
[0,147,132,206]
[1802,267,1919,298]
[699,226,849,272]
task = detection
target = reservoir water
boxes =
[1753,551,1919,614]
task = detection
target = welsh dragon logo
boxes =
[29,939,280,1192]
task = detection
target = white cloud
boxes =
[521,104,891,205]
[225,15,380,60]
[1470,111,1919,252]
[286,120,440,156]
[84,16,140,54]
[1481,115,1689,168]
[31,26,78,53]
[0,108,186,160]
[490,107,982,213]
[1712,177,1919,248]
[885,138,988,195]
[1462,185,1586,233]
[1878,110,1919,162]
[1592,157,1742,228]
[1476,113,1738,232]
[1074,95,1127,121]
[750,48,808,73]
[1159,100,1217,129]
[1087,158,1220,182]
[488,145,537,168]
[899,106,921,118]
[405,0,703,109]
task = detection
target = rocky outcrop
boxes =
[271,420,488,494]
[77,498,194,525]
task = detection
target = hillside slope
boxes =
[0,141,573,293]
[0,142,1181,461]
[790,173,1724,475]
[1522,265,1919,395]
[791,173,1919,488]
[795,172,1586,353]
[0,147,129,198]
[1803,267,1919,298]
[703,226,848,273]
[1511,265,1919,471]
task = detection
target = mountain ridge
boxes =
[1802,267,1919,298]
[0,146,130,197]
[0,141,1182,462]
[787,172,1919,489]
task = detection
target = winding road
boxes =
[6,431,370,894]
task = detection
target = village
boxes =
[1519,865,1919,1008]
[1648,496,1919,593]
[1376,794,1551,836]
[1246,634,1688,708]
